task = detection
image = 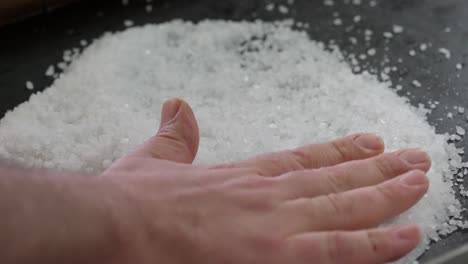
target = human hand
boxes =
[102,98,431,264]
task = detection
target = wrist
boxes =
[97,176,169,264]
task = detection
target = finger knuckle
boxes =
[269,152,304,174]
[324,168,348,193]
[375,184,397,201]
[290,148,312,169]
[325,193,350,216]
[366,231,382,254]
[330,140,351,162]
[247,191,279,211]
[157,123,183,142]
[241,175,277,190]
[326,232,348,263]
[374,155,399,178]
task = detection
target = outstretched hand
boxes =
[102,98,431,264]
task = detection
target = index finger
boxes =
[217,133,385,177]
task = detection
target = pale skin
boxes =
[0,98,431,264]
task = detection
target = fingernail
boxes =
[399,149,430,165]
[354,134,384,151]
[399,171,428,187]
[161,98,182,125]
[391,225,419,242]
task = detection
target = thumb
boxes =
[134,98,200,163]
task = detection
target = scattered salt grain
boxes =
[420,43,428,51]
[409,50,416,56]
[323,0,334,6]
[145,4,153,12]
[124,19,134,27]
[412,80,422,87]
[25,81,34,90]
[57,62,67,70]
[438,48,451,59]
[367,48,376,56]
[392,25,404,34]
[456,63,463,70]
[353,15,361,23]
[278,5,289,14]
[383,32,393,38]
[333,18,342,26]
[45,65,55,77]
[456,126,466,136]
[266,3,275,11]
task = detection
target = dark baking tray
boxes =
[0,0,467,262]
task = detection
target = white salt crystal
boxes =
[456,63,463,70]
[63,54,72,62]
[278,5,289,14]
[393,25,404,34]
[383,32,393,38]
[57,62,67,70]
[25,81,34,90]
[333,18,342,26]
[45,65,55,77]
[458,107,465,114]
[438,48,451,59]
[367,48,376,56]
[146,4,153,12]
[412,80,422,87]
[353,15,361,23]
[409,50,416,56]
[349,37,357,45]
[456,126,466,136]
[323,0,334,6]
[420,43,428,51]
[124,20,134,27]
[266,3,275,11]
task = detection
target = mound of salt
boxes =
[0,20,463,263]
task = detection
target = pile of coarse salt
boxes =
[0,21,466,263]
